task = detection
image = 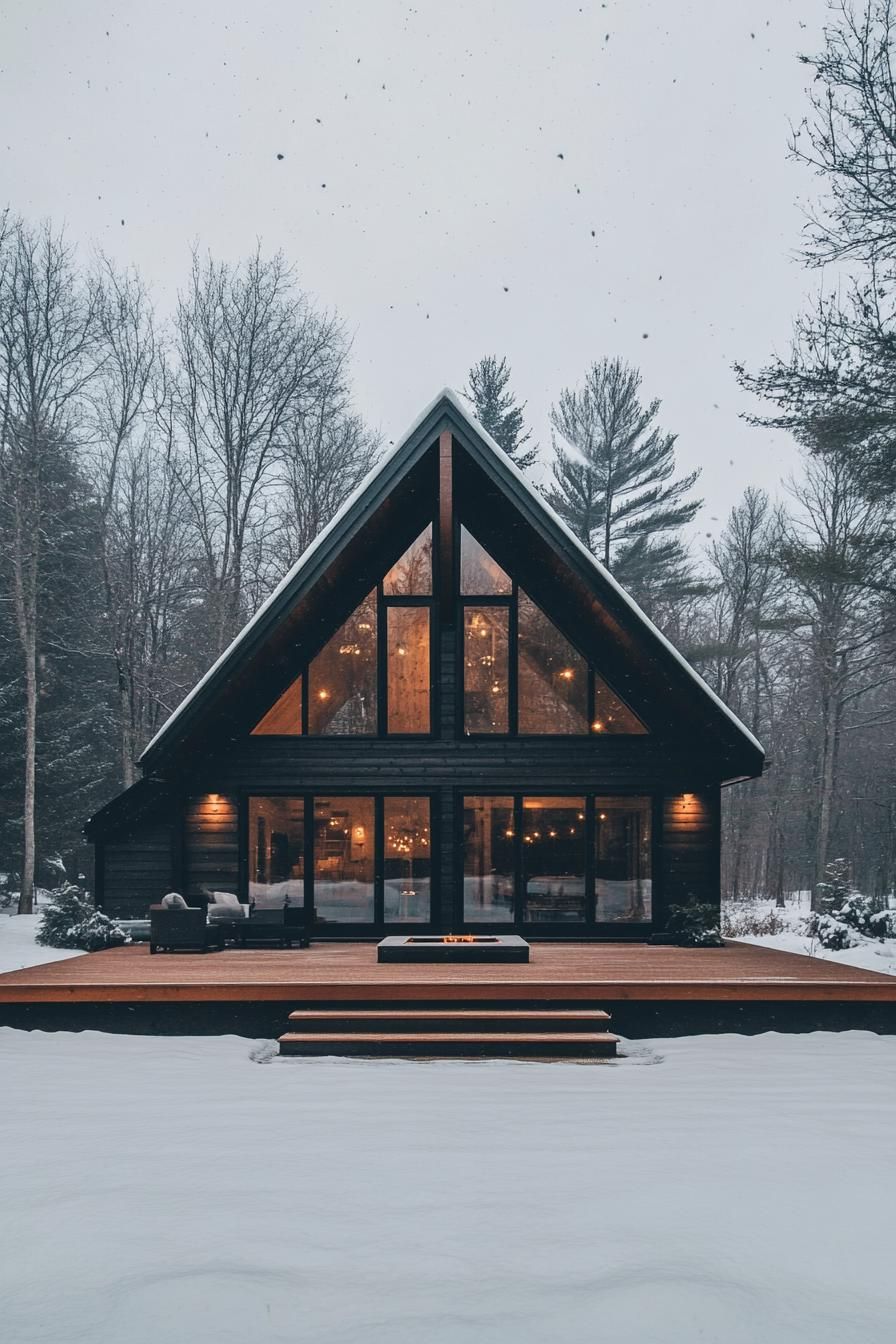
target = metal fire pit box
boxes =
[377,935,530,964]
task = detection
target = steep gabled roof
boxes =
[138,387,764,773]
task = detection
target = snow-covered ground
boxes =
[723,893,896,977]
[0,912,85,974]
[1,1028,894,1344]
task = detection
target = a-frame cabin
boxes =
[85,389,764,939]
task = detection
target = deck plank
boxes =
[0,940,894,1004]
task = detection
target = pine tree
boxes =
[465,356,537,470]
[546,358,703,609]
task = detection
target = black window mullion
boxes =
[513,794,524,927]
[509,581,519,735]
[304,792,314,917]
[585,796,596,925]
[376,582,387,737]
[587,667,595,735]
[375,796,385,926]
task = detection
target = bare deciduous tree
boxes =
[0,218,100,911]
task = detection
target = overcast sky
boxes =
[2,0,833,537]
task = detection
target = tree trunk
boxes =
[18,631,37,914]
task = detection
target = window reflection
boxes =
[308,591,377,734]
[592,676,647,735]
[518,590,588,734]
[248,797,305,907]
[594,796,652,921]
[521,796,586,922]
[462,796,515,923]
[383,797,431,922]
[387,606,430,733]
[460,526,511,595]
[383,524,433,595]
[463,606,509,733]
[313,796,375,922]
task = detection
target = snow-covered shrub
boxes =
[664,901,724,947]
[36,884,128,952]
[804,910,859,950]
[805,859,894,945]
[722,907,787,937]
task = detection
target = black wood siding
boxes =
[102,822,174,918]
[659,791,721,920]
[183,795,239,901]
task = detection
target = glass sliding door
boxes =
[462,796,515,923]
[456,794,654,930]
[312,796,375,923]
[594,796,652,922]
[248,797,305,908]
[521,797,586,923]
[383,797,431,922]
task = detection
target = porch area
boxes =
[1,940,894,1039]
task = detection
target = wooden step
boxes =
[278,1031,619,1058]
[287,1007,612,1033]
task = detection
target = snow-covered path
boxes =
[1,1029,894,1343]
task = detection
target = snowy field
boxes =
[1,1028,895,1344]
[0,911,85,974]
[722,893,896,978]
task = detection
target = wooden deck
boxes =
[1,940,894,1004]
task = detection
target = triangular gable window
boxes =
[251,676,302,736]
[592,675,647,735]
[460,525,511,595]
[518,591,589,734]
[308,590,378,735]
[384,524,432,595]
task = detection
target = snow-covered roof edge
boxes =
[442,388,765,759]
[138,389,449,763]
[140,385,764,765]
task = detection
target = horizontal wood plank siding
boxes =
[102,822,174,918]
[660,791,721,920]
[184,795,239,902]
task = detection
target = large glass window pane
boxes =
[313,796,375,923]
[521,797,586,922]
[248,797,305,907]
[308,591,377,735]
[594,796,652,921]
[460,526,512,595]
[462,796,515,923]
[383,797,431,922]
[463,606,509,733]
[251,676,302,735]
[517,590,588,734]
[592,676,647,734]
[387,607,431,733]
[383,524,432,595]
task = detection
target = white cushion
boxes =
[160,892,187,910]
[208,890,240,908]
[207,903,246,924]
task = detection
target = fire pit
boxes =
[377,934,530,963]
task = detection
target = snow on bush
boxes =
[803,859,895,950]
[36,883,128,952]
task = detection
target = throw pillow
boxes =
[160,892,187,910]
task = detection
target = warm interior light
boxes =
[599,812,607,820]
[592,720,605,732]
[317,689,330,700]
[559,668,574,681]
